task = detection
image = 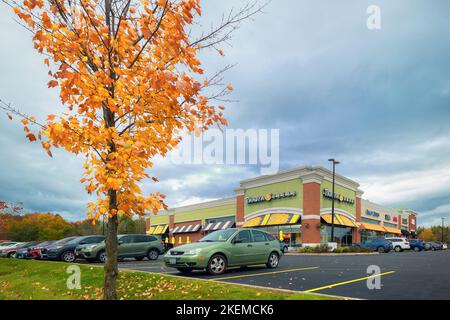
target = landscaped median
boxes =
[0,259,335,300]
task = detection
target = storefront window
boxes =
[320,224,353,245]
[253,224,302,247]
[361,230,382,242]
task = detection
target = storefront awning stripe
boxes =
[171,226,179,233]
[221,220,233,229]
[213,222,222,230]
[242,216,262,228]
[172,223,202,234]
[384,226,401,234]
[204,223,214,231]
[261,214,271,226]
[360,222,385,232]
[289,214,300,224]
[321,213,357,228]
[147,226,155,235]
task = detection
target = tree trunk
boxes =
[103,189,118,300]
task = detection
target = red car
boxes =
[0,241,40,258]
[27,241,56,259]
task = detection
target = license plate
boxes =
[169,258,177,264]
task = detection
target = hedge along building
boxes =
[146,166,418,247]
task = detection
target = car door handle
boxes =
[247,244,252,247]
[265,243,269,245]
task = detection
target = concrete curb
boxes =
[120,267,360,300]
[285,252,379,256]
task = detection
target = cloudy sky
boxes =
[0,0,449,227]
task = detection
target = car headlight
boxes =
[184,248,202,255]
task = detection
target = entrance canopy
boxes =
[321,213,357,228]
[243,213,300,228]
[147,224,168,235]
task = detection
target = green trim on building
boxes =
[149,214,169,225]
[244,179,302,216]
[320,180,356,216]
[173,204,236,224]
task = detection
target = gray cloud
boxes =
[1,1,449,227]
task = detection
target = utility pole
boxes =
[328,159,340,243]
[442,217,446,243]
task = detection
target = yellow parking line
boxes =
[303,270,396,293]
[213,266,319,281]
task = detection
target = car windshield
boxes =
[54,237,78,245]
[198,229,236,242]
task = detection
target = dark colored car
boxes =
[77,234,165,263]
[354,237,393,253]
[0,241,40,258]
[409,239,425,252]
[43,235,105,262]
[425,241,444,251]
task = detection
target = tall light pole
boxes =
[328,159,340,243]
[442,217,446,243]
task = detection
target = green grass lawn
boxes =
[0,259,335,300]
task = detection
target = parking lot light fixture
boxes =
[328,159,340,244]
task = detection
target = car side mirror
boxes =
[118,240,123,245]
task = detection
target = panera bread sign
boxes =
[246,191,297,204]
[322,188,355,205]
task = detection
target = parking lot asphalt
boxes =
[98,249,450,300]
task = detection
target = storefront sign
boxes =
[246,191,297,204]
[365,209,380,217]
[322,188,355,205]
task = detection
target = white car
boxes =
[0,242,20,249]
[385,237,410,252]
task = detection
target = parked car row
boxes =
[0,234,166,263]
[353,237,448,253]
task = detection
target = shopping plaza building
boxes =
[146,166,418,247]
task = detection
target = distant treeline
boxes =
[0,212,146,241]
[417,225,449,244]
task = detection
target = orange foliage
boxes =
[13,0,228,221]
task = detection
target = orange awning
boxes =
[383,226,401,234]
[360,222,385,233]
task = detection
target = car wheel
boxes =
[147,249,159,261]
[377,246,385,253]
[61,251,76,263]
[414,247,420,252]
[97,251,107,263]
[135,257,144,261]
[394,246,402,252]
[267,252,279,269]
[207,254,227,275]
[177,268,193,274]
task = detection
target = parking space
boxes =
[112,250,450,300]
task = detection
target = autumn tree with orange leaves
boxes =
[1,0,263,299]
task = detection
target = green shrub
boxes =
[298,245,374,253]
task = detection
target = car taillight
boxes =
[160,241,164,245]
